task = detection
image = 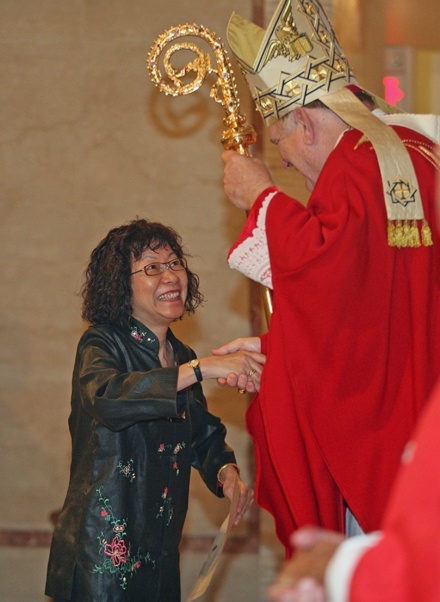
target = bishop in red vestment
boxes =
[226,125,440,553]
[220,0,440,555]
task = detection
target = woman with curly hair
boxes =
[45,218,264,602]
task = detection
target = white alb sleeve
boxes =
[325,532,382,602]
[227,191,276,289]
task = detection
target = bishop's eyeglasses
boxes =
[131,257,188,277]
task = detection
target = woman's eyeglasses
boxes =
[131,257,187,277]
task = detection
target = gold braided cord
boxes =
[401,141,440,171]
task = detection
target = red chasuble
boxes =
[229,127,440,555]
[350,379,440,601]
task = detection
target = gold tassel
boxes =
[422,220,433,247]
[402,220,410,247]
[409,220,421,248]
[394,220,404,248]
[387,220,396,247]
[387,219,433,248]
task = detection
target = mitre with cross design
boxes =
[226,0,437,247]
[226,0,360,125]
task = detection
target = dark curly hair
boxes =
[81,218,204,327]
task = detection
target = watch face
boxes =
[189,359,202,381]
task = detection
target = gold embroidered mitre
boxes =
[227,0,359,125]
[226,0,437,247]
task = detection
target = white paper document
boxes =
[185,476,240,601]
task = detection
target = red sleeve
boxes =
[350,380,440,601]
[349,535,408,601]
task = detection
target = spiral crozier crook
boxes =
[147,23,256,155]
[147,24,272,323]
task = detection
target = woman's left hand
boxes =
[220,466,254,526]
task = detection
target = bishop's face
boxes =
[268,112,318,192]
[268,107,342,192]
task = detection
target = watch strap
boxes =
[189,360,203,382]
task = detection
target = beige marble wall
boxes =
[0,1,285,600]
[2,1,440,600]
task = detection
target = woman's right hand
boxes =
[200,349,266,392]
[178,338,265,393]
[209,338,265,392]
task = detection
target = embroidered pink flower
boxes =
[130,327,144,341]
[101,510,108,517]
[104,536,127,567]
[162,487,168,499]
[158,444,165,452]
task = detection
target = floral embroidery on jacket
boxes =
[156,487,174,525]
[130,323,156,344]
[118,458,136,483]
[91,487,156,590]
[158,441,186,476]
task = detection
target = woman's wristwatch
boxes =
[187,358,203,382]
